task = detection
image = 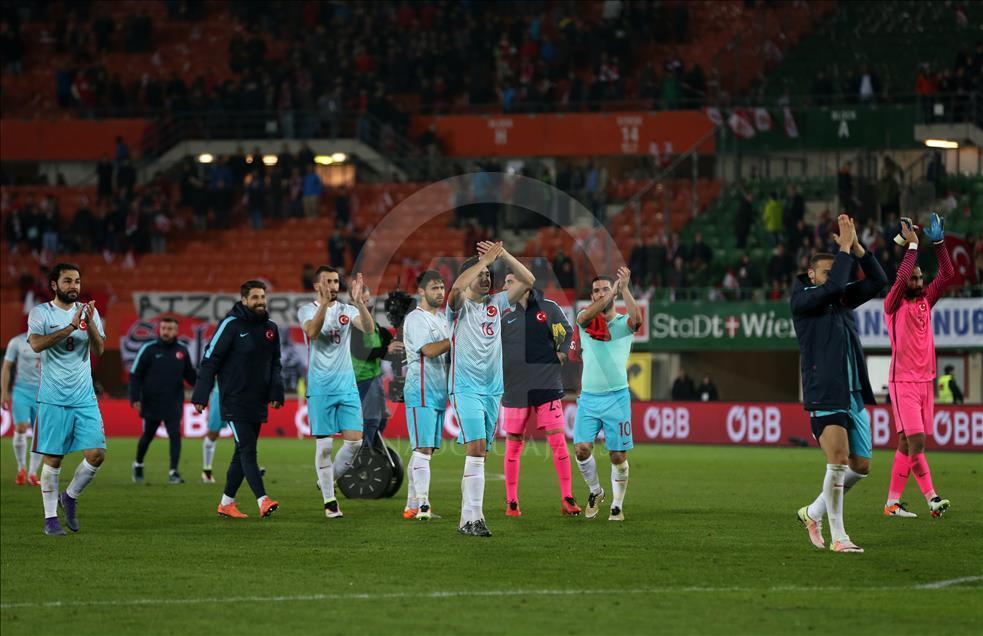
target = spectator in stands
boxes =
[96,154,114,202]
[667,255,690,295]
[783,183,805,238]
[763,192,784,246]
[671,368,696,401]
[629,238,647,286]
[878,156,902,218]
[854,65,881,103]
[207,156,234,228]
[115,136,131,162]
[768,243,794,288]
[334,186,351,228]
[697,374,718,402]
[327,228,347,267]
[552,250,576,289]
[721,268,739,300]
[348,225,367,263]
[735,188,754,250]
[39,196,60,255]
[690,232,713,266]
[926,151,946,185]
[736,253,761,300]
[116,157,137,197]
[837,161,856,217]
[245,170,266,230]
[811,70,834,106]
[302,165,323,218]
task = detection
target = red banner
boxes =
[409,111,715,157]
[4,400,980,452]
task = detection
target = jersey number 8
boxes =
[66,336,75,351]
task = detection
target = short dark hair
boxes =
[459,256,481,275]
[240,280,267,297]
[944,365,955,374]
[49,262,81,287]
[314,265,339,280]
[810,253,835,268]
[591,275,614,287]
[417,269,443,289]
[159,316,179,325]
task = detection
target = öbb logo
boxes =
[726,406,781,444]
[642,407,690,440]
[933,410,983,447]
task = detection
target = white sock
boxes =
[807,467,866,521]
[29,451,42,476]
[66,459,99,499]
[133,461,143,468]
[12,431,27,469]
[221,494,235,506]
[405,454,417,508]
[611,461,629,508]
[822,464,848,541]
[315,437,335,503]
[462,456,485,523]
[41,464,60,518]
[576,455,602,495]
[334,439,362,475]
[412,451,432,508]
[202,437,216,470]
[257,495,268,510]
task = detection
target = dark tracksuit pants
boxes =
[136,418,182,471]
[224,420,266,500]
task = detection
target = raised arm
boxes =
[924,214,954,306]
[448,243,501,310]
[348,274,375,334]
[28,304,85,353]
[86,303,106,357]
[790,215,854,316]
[617,266,643,331]
[885,243,918,316]
[577,280,617,328]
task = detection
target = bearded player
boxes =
[883,213,953,518]
[573,267,642,521]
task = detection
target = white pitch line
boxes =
[2,582,980,611]
[914,575,983,590]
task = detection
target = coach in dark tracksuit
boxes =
[500,281,580,515]
[130,317,197,483]
[192,281,285,517]
[791,216,886,551]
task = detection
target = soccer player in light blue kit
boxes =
[201,384,224,483]
[299,266,374,519]
[2,331,43,485]
[402,269,451,520]
[573,267,642,521]
[26,263,107,536]
[448,241,535,537]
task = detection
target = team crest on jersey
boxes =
[175,351,185,360]
[486,305,498,317]
[339,314,350,325]
[536,311,547,323]
[79,319,88,331]
[265,329,275,340]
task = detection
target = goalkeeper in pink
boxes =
[882,213,953,519]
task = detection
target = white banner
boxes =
[855,297,983,349]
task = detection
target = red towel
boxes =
[585,315,611,341]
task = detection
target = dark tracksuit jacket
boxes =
[128,338,197,422]
[191,302,285,423]
[502,288,573,408]
[790,250,887,411]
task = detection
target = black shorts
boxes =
[809,412,851,442]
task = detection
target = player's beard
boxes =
[249,304,268,318]
[55,289,78,304]
[904,287,925,299]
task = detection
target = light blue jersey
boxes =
[403,307,450,408]
[27,302,104,407]
[448,291,510,396]
[298,301,360,397]
[4,332,42,393]
[577,313,634,394]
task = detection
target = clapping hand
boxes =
[925,212,945,243]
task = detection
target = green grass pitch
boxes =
[2,439,981,635]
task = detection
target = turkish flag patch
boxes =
[486,305,498,317]
[339,314,350,325]
[175,351,185,360]
[265,329,275,340]
[536,311,547,323]
[79,319,87,331]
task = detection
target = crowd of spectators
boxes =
[4,1,715,125]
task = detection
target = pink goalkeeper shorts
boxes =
[888,381,934,436]
[501,400,564,435]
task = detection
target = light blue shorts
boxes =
[574,388,634,451]
[811,390,872,459]
[452,393,500,447]
[407,406,444,450]
[207,406,227,433]
[33,402,106,456]
[11,385,39,426]
[309,392,363,437]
